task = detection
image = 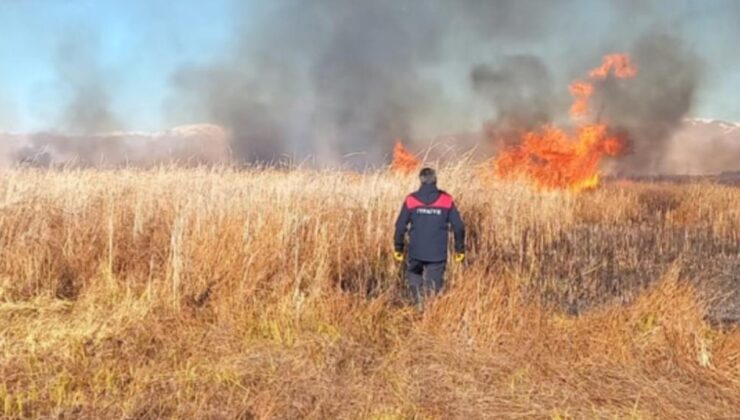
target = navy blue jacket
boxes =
[394,183,465,262]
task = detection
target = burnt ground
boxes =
[482,224,740,326]
[471,211,740,326]
[607,171,740,186]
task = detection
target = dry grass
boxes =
[0,166,738,419]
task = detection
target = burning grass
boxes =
[0,166,738,418]
[494,53,635,192]
[391,140,421,174]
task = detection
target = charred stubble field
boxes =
[0,167,739,419]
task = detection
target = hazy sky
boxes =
[1,0,739,133]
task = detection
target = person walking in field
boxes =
[393,167,465,308]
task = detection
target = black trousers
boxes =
[406,258,446,305]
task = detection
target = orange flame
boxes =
[588,54,637,79]
[494,53,636,192]
[569,81,594,118]
[391,140,421,174]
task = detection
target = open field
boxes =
[0,166,739,419]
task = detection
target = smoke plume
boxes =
[597,33,700,174]
[54,31,121,134]
[167,0,569,167]
[3,1,740,173]
[471,55,563,151]
[16,31,126,166]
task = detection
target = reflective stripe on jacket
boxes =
[394,183,465,262]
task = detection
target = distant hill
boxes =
[413,118,740,175]
[1,118,739,173]
[0,124,230,167]
[665,118,740,174]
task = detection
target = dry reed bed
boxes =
[0,167,738,419]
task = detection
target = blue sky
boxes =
[0,0,238,131]
[1,0,739,132]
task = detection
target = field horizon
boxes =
[1,165,738,419]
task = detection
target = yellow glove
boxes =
[393,251,404,262]
[454,253,465,263]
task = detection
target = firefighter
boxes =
[393,167,465,307]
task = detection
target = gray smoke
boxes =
[167,0,570,167]
[471,32,706,175]
[471,55,563,150]
[596,33,700,174]
[15,31,228,167]
[308,2,443,165]
[171,65,285,163]
[54,31,121,134]
[16,31,125,165]
[5,1,739,173]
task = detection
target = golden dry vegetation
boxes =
[0,166,739,419]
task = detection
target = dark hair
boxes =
[419,167,437,184]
